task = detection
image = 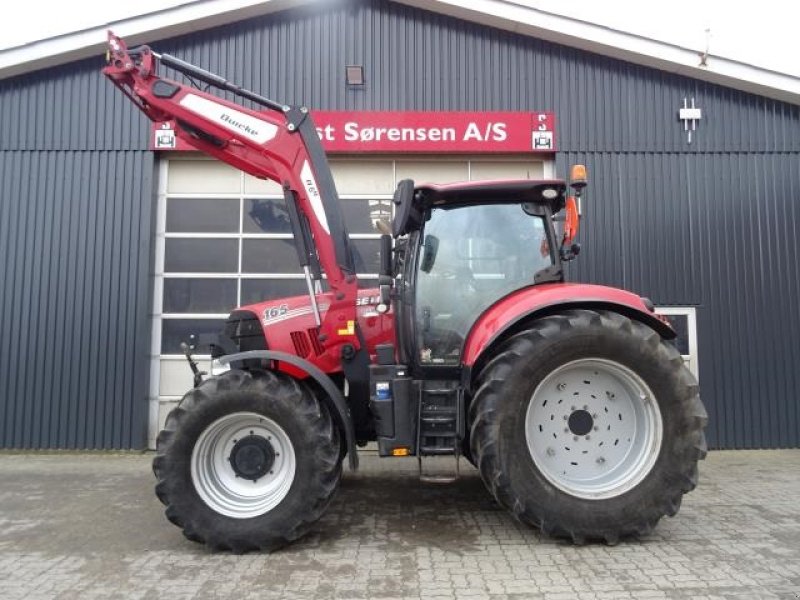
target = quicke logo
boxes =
[220,113,259,137]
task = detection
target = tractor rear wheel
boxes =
[153,369,341,553]
[469,309,707,544]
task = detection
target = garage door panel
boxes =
[164,239,239,273]
[163,278,237,313]
[159,359,196,397]
[241,239,301,273]
[240,278,310,304]
[395,161,468,184]
[243,198,293,234]
[161,319,227,354]
[166,198,240,233]
[470,161,543,181]
[168,160,241,194]
[341,199,392,234]
[244,173,283,195]
[331,161,395,194]
[159,358,212,400]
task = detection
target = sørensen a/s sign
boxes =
[152,111,556,153]
[311,112,555,153]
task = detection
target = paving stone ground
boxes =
[0,450,799,599]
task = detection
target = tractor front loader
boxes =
[104,33,707,552]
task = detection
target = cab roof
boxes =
[414,179,567,210]
[392,178,569,237]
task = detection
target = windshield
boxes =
[415,203,554,365]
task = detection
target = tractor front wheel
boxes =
[469,309,707,544]
[153,369,341,552]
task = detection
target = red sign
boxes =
[312,111,555,153]
[151,111,555,153]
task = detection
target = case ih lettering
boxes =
[105,32,706,553]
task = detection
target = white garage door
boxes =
[148,156,549,446]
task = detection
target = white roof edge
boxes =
[0,0,315,81]
[1,0,799,106]
[394,0,800,105]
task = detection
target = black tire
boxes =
[469,309,707,544]
[153,368,341,553]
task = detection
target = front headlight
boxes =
[209,358,231,377]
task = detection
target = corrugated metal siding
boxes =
[0,58,148,151]
[0,0,798,448]
[556,152,702,305]
[0,150,154,448]
[691,153,800,449]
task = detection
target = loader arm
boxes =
[103,32,360,349]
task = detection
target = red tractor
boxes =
[105,33,707,552]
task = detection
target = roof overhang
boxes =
[0,0,316,80]
[394,0,800,106]
[1,0,799,106]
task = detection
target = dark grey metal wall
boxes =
[1,0,798,448]
[0,58,154,448]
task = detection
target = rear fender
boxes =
[462,283,673,379]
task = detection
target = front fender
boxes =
[218,350,358,471]
[462,283,673,370]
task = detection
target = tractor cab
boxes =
[389,178,575,368]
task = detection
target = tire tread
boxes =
[153,369,341,553]
[469,309,707,544]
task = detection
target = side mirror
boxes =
[560,164,587,262]
[377,234,393,314]
[563,197,579,245]
[391,179,418,237]
[559,196,581,262]
[379,234,392,277]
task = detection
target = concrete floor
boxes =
[0,450,799,599]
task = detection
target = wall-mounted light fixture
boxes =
[678,97,702,144]
[346,65,365,86]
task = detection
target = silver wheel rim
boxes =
[191,412,296,518]
[525,358,663,500]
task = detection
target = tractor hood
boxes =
[242,288,386,329]
[223,288,394,373]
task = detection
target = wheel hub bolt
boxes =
[593,426,599,431]
[573,435,579,441]
[547,447,555,456]
[557,383,566,391]
[597,457,605,464]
